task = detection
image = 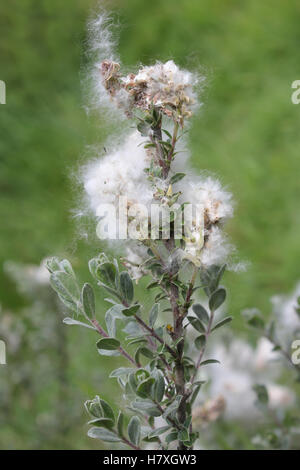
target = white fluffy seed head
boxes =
[183,176,234,225]
[85,12,127,122]
[199,338,295,421]
[82,130,153,216]
[200,226,233,266]
[122,244,149,281]
[82,11,236,269]
[121,60,200,121]
[179,176,234,267]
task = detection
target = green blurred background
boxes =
[0,0,299,449]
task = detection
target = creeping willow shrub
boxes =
[47,13,236,450]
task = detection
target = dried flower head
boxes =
[99,59,201,124]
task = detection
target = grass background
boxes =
[0,0,299,448]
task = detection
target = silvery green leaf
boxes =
[97,337,120,350]
[99,398,115,423]
[170,172,186,184]
[147,425,171,439]
[131,400,161,417]
[58,294,79,313]
[97,349,120,357]
[105,311,117,338]
[135,369,150,382]
[190,382,205,405]
[165,431,178,444]
[104,298,119,305]
[50,271,80,308]
[199,359,220,366]
[97,281,120,300]
[128,372,137,393]
[178,429,189,442]
[162,396,181,418]
[136,377,155,399]
[88,258,99,280]
[123,321,142,338]
[45,257,61,273]
[149,303,159,328]
[200,264,226,296]
[117,411,124,437]
[187,316,205,333]
[119,271,134,304]
[97,336,121,356]
[63,317,94,330]
[135,347,154,364]
[154,326,164,338]
[87,427,121,442]
[128,416,141,446]
[209,288,226,311]
[211,316,232,332]
[82,283,95,319]
[105,304,124,337]
[154,370,165,402]
[97,262,117,287]
[122,304,140,317]
[88,417,114,429]
[60,259,76,277]
[195,334,206,350]
[85,396,102,418]
[110,367,135,378]
[127,337,147,346]
[192,304,209,324]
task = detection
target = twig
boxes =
[121,436,141,450]
[91,319,140,367]
[134,314,177,360]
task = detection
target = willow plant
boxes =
[47,12,235,450]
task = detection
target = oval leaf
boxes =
[50,271,80,307]
[120,271,134,304]
[200,359,220,366]
[187,316,205,333]
[87,427,121,442]
[97,337,120,351]
[211,316,232,332]
[209,288,226,311]
[82,283,95,319]
[63,317,94,330]
[117,411,124,437]
[97,262,117,287]
[192,304,209,324]
[149,303,159,328]
[154,370,165,402]
[109,367,134,378]
[99,399,115,423]
[128,416,141,446]
[195,334,206,350]
[122,304,140,317]
[136,377,155,398]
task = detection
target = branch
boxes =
[91,319,140,367]
[121,436,141,451]
[134,313,177,360]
